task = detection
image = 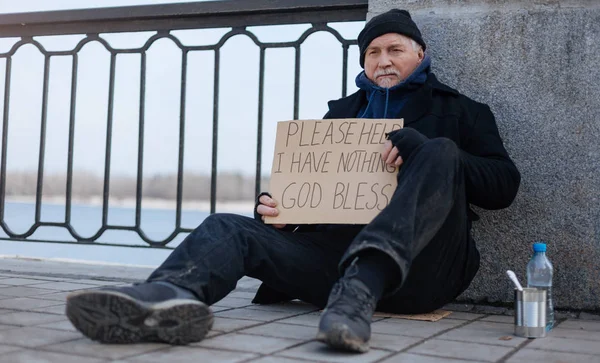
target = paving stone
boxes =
[437,321,526,347]
[30,304,67,315]
[578,312,600,320]
[0,307,16,315]
[369,333,422,351]
[527,336,600,355]
[408,339,512,362]
[240,321,318,341]
[479,315,514,324]
[472,306,509,315]
[45,338,169,359]
[277,313,325,327]
[215,307,299,321]
[213,297,254,309]
[0,323,19,331]
[5,275,66,281]
[278,341,390,362]
[124,346,257,362]
[206,329,225,338]
[36,319,78,332]
[225,290,257,298]
[506,348,600,363]
[249,357,321,363]
[381,353,487,363]
[27,281,98,291]
[32,290,71,301]
[558,319,600,332]
[60,278,125,286]
[444,312,484,321]
[9,259,600,362]
[0,326,80,347]
[246,302,319,314]
[0,277,54,285]
[0,297,64,311]
[443,303,475,312]
[554,310,579,320]
[211,317,262,332]
[0,273,30,278]
[0,311,66,326]
[0,349,106,362]
[371,318,463,338]
[0,286,56,297]
[549,327,600,341]
[197,332,300,354]
[0,345,22,355]
[212,306,232,313]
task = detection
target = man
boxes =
[66,9,520,353]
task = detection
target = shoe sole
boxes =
[66,290,213,345]
[316,324,369,353]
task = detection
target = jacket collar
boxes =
[326,73,459,124]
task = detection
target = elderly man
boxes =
[66,9,520,353]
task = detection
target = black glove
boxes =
[254,192,272,222]
[385,128,429,162]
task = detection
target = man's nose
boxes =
[378,52,392,67]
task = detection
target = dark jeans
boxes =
[147,138,480,314]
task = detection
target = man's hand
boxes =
[256,194,287,229]
[382,139,404,167]
[382,128,428,167]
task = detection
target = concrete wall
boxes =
[367,0,600,310]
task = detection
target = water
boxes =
[0,202,251,266]
[527,246,554,331]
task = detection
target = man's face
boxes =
[364,33,425,88]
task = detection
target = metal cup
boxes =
[514,287,547,338]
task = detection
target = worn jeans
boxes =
[147,138,480,314]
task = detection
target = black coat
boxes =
[252,73,521,304]
[325,73,521,212]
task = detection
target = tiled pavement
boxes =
[1,258,600,362]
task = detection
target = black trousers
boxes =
[147,138,480,314]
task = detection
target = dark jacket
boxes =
[252,73,520,304]
[326,73,521,212]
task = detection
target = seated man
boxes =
[66,9,520,353]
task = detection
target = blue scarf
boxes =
[356,55,431,119]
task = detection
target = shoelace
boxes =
[329,280,376,319]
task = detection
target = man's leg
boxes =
[66,214,350,344]
[146,213,353,306]
[318,138,479,352]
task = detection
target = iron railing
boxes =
[0,0,367,247]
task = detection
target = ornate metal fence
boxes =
[0,0,366,247]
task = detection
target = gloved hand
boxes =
[254,192,272,222]
[254,192,287,229]
[385,128,429,163]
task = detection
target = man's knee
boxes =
[415,137,460,167]
[202,212,238,226]
[199,213,256,234]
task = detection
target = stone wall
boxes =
[367,0,600,310]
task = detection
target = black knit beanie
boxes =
[358,9,426,68]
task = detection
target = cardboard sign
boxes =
[265,119,403,224]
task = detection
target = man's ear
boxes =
[417,48,425,62]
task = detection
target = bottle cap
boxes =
[533,242,547,252]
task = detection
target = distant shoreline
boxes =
[5,196,254,213]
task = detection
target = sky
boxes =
[0,0,365,178]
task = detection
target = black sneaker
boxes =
[66,282,213,345]
[316,278,377,353]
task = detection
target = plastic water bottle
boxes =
[526,242,554,331]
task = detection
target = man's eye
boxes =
[392,48,403,53]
